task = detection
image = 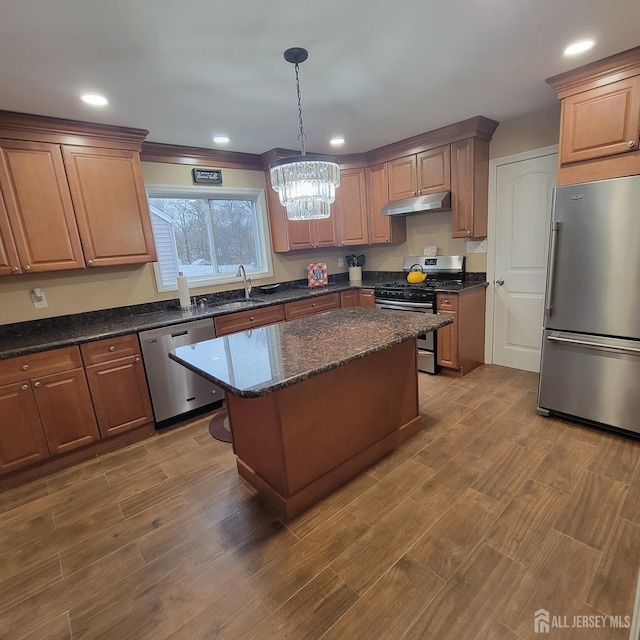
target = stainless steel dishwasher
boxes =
[138,318,223,426]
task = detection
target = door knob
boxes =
[495,279,504,286]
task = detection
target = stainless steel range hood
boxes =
[380,191,451,216]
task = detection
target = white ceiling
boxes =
[1,1,639,155]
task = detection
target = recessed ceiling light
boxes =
[213,135,230,144]
[564,39,595,56]
[330,137,345,146]
[80,94,109,106]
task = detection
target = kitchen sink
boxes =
[210,298,265,311]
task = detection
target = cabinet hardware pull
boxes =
[108,345,116,352]
[24,265,31,271]
[466,230,471,235]
[312,303,316,307]
[135,357,140,363]
[87,259,94,266]
[250,316,254,321]
[33,381,41,388]
[12,266,19,272]
[21,384,29,391]
[22,364,29,371]
[628,140,636,148]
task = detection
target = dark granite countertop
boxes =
[0,273,486,360]
[434,281,489,293]
[169,307,453,398]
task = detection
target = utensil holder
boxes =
[349,266,362,284]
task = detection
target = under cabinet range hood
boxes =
[380,191,451,216]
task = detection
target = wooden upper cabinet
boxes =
[0,140,85,273]
[560,76,640,164]
[451,137,489,238]
[388,155,417,201]
[417,145,451,194]
[63,146,156,267]
[0,191,20,276]
[264,168,336,251]
[547,46,640,185]
[388,145,450,201]
[335,168,368,246]
[366,163,406,245]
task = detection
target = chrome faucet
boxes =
[236,264,252,299]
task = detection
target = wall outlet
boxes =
[466,239,487,254]
[338,257,344,268]
[31,288,48,309]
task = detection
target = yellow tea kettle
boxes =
[407,264,427,284]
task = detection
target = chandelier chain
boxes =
[294,62,307,155]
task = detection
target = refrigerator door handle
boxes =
[545,220,560,316]
[547,334,640,356]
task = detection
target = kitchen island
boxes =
[170,307,452,518]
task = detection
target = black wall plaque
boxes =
[192,168,222,184]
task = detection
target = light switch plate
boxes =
[31,289,48,309]
[423,245,438,256]
[466,240,487,253]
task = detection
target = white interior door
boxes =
[492,152,557,372]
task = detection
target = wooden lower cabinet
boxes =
[436,287,486,377]
[358,289,376,308]
[84,354,154,438]
[0,380,50,473]
[284,293,341,320]
[34,367,100,454]
[0,357,100,473]
[214,304,286,336]
[340,290,358,308]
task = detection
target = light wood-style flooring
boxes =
[1,364,639,640]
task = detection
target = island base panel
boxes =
[227,339,421,518]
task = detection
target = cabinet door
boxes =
[63,146,156,267]
[0,140,85,273]
[0,381,50,474]
[388,155,417,201]
[33,368,100,455]
[0,191,20,276]
[336,168,368,246]
[85,355,154,438]
[312,214,338,248]
[340,290,358,308]
[286,220,314,249]
[366,164,406,245]
[417,145,451,194]
[358,289,376,308]
[451,137,489,238]
[560,76,640,164]
[436,311,458,368]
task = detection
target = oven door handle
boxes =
[374,299,434,311]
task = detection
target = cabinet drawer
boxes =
[284,293,341,320]
[0,346,82,386]
[80,334,140,365]
[436,293,459,312]
[214,305,285,337]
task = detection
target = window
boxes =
[146,185,273,291]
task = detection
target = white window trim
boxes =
[146,183,274,292]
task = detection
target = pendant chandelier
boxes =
[269,47,340,221]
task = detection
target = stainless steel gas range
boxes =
[374,255,465,374]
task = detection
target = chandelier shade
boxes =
[269,47,340,221]
[269,154,340,221]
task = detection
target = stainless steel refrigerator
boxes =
[537,175,640,435]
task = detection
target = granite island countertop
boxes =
[169,306,453,398]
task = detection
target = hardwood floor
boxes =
[1,364,639,639]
